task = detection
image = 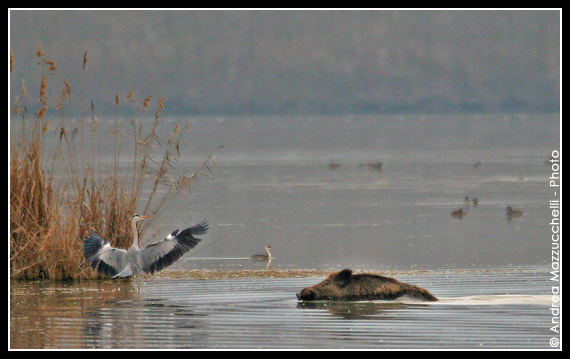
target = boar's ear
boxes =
[334,269,353,286]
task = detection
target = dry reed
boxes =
[10,47,221,280]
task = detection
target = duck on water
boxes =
[506,206,523,219]
[451,208,467,219]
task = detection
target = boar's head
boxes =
[296,269,354,301]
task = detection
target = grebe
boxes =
[251,245,272,261]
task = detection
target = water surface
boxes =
[151,113,558,271]
[10,266,555,349]
[34,113,558,270]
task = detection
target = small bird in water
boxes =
[328,162,340,170]
[251,245,272,262]
[451,208,467,219]
[359,162,383,171]
[464,196,479,207]
[506,206,523,219]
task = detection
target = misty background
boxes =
[8,11,562,350]
[10,10,560,115]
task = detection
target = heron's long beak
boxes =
[140,215,150,219]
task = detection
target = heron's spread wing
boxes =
[140,220,208,274]
[83,233,128,277]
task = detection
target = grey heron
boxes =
[251,245,272,261]
[83,214,208,278]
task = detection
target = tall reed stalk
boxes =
[10,46,221,280]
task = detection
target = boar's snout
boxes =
[297,288,316,301]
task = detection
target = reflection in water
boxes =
[296,300,421,319]
[10,280,138,348]
[83,298,207,349]
[10,280,207,349]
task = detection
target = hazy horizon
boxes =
[9,10,560,116]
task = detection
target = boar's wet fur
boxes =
[296,269,438,301]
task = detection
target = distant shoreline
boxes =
[33,104,560,119]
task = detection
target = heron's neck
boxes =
[131,220,140,250]
[266,247,272,258]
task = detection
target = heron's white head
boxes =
[132,213,150,222]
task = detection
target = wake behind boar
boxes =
[296,269,438,301]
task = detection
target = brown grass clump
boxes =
[10,47,221,280]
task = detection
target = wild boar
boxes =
[296,269,438,301]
